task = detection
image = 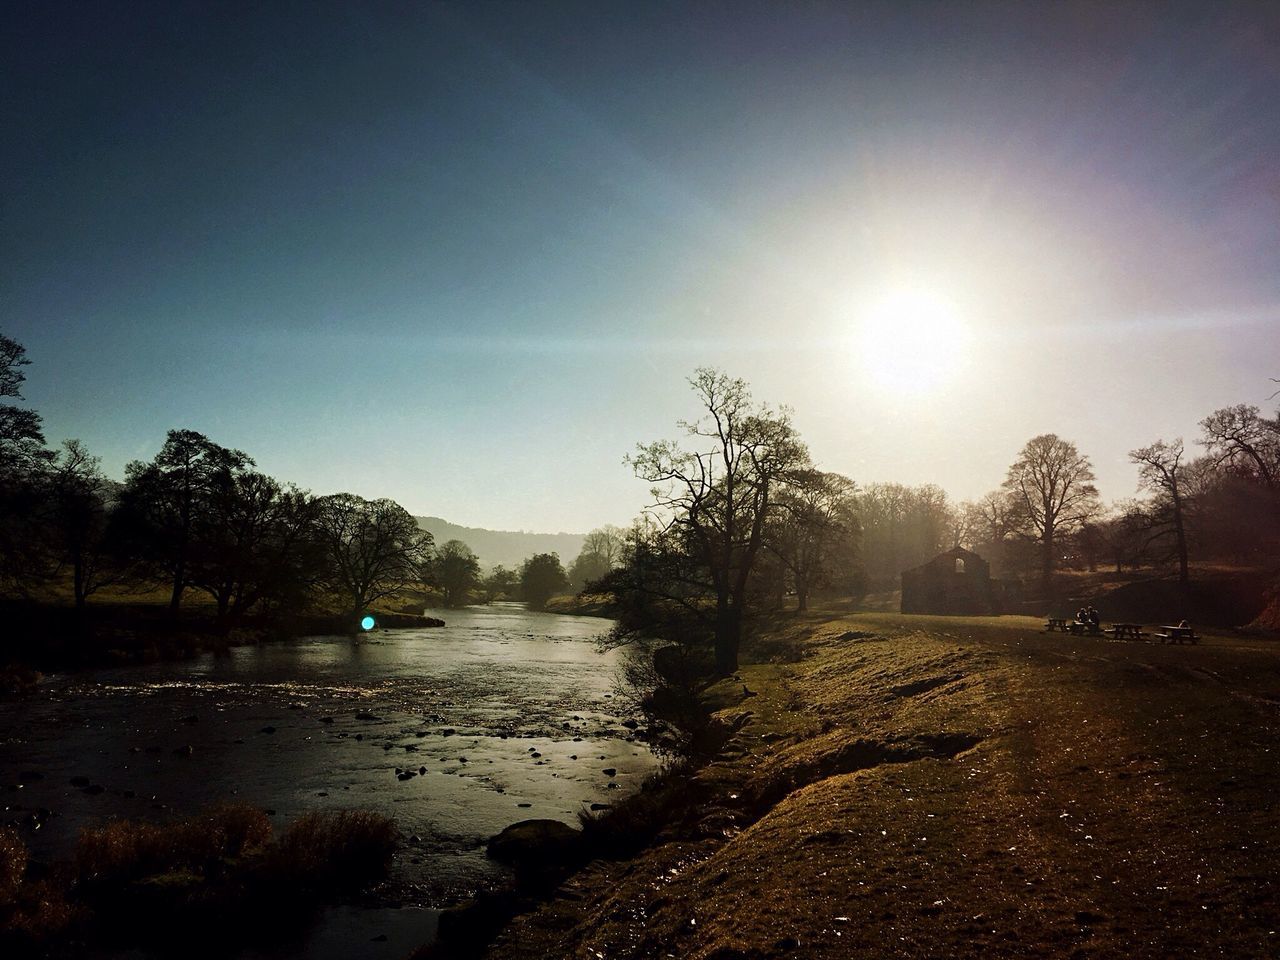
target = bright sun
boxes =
[857,288,969,393]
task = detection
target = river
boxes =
[0,603,658,958]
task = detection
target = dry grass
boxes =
[5,805,397,952]
[76,803,272,886]
[0,829,26,901]
[265,810,398,892]
[485,611,1280,959]
[1,828,77,946]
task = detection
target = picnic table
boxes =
[1044,617,1101,636]
[1108,622,1146,640]
[1153,625,1200,644]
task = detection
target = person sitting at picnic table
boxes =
[1087,606,1100,627]
[1075,606,1088,623]
[1178,619,1190,629]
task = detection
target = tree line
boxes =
[4,332,1274,664]
[588,369,1279,674]
[0,334,584,633]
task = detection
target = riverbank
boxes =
[541,593,617,618]
[0,600,445,678]
[458,610,1280,958]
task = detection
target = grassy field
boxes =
[483,609,1280,959]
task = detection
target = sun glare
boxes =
[857,288,970,393]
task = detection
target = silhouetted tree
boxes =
[1130,438,1193,585]
[767,470,859,612]
[483,564,520,600]
[568,525,625,592]
[187,471,317,628]
[1199,403,1279,496]
[628,369,809,674]
[1003,434,1099,596]
[428,539,481,608]
[1095,500,1154,574]
[48,440,121,611]
[117,430,252,615]
[0,334,54,595]
[519,552,569,611]
[855,482,953,590]
[311,494,432,620]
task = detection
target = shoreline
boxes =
[0,601,446,681]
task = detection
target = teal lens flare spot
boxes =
[360,616,376,631]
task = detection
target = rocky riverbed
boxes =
[0,603,658,958]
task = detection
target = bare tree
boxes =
[427,539,481,608]
[0,334,53,596]
[628,369,809,674]
[856,482,953,589]
[49,439,122,610]
[568,524,625,591]
[117,430,252,615]
[311,494,432,620]
[1130,438,1193,585]
[1096,500,1153,575]
[581,525,624,567]
[1003,434,1099,596]
[1199,404,1280,502]
[187,472,317,628]
[767,470,859,613]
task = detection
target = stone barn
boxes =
[900,546,1002,616]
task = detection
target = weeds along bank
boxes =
[0,805,398,956]
[453,612,1280,960]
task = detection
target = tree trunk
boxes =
[1173,499,1189,586]
[1041,530,1055,600]
[713,605,742,676]
[215,593,231,634]
[168,563,184,617]
[73,552,86,611]
[795,584,809,614]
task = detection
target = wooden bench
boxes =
[1069,620,1102,636]
[1153,625,1199,644]
[1109,622,1146,641]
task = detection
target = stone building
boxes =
[900,546,1004,615]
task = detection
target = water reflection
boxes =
[0,603,657,956]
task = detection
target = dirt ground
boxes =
[485,612,1280,959]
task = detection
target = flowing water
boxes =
[0,603,658,957]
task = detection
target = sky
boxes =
[4,1,1278,532]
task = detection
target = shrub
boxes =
[0,828,27,902]
[76,804,272,886]
[1,831,76,945]
[265,811,398,893]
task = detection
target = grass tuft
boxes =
[265,810,398,893]
[76,803,272,886]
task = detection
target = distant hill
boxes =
[416,516,585,571]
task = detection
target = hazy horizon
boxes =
[6,2,1278,531]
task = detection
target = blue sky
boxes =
[4,1,1278,530]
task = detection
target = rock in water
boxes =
[486,819,582,867]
